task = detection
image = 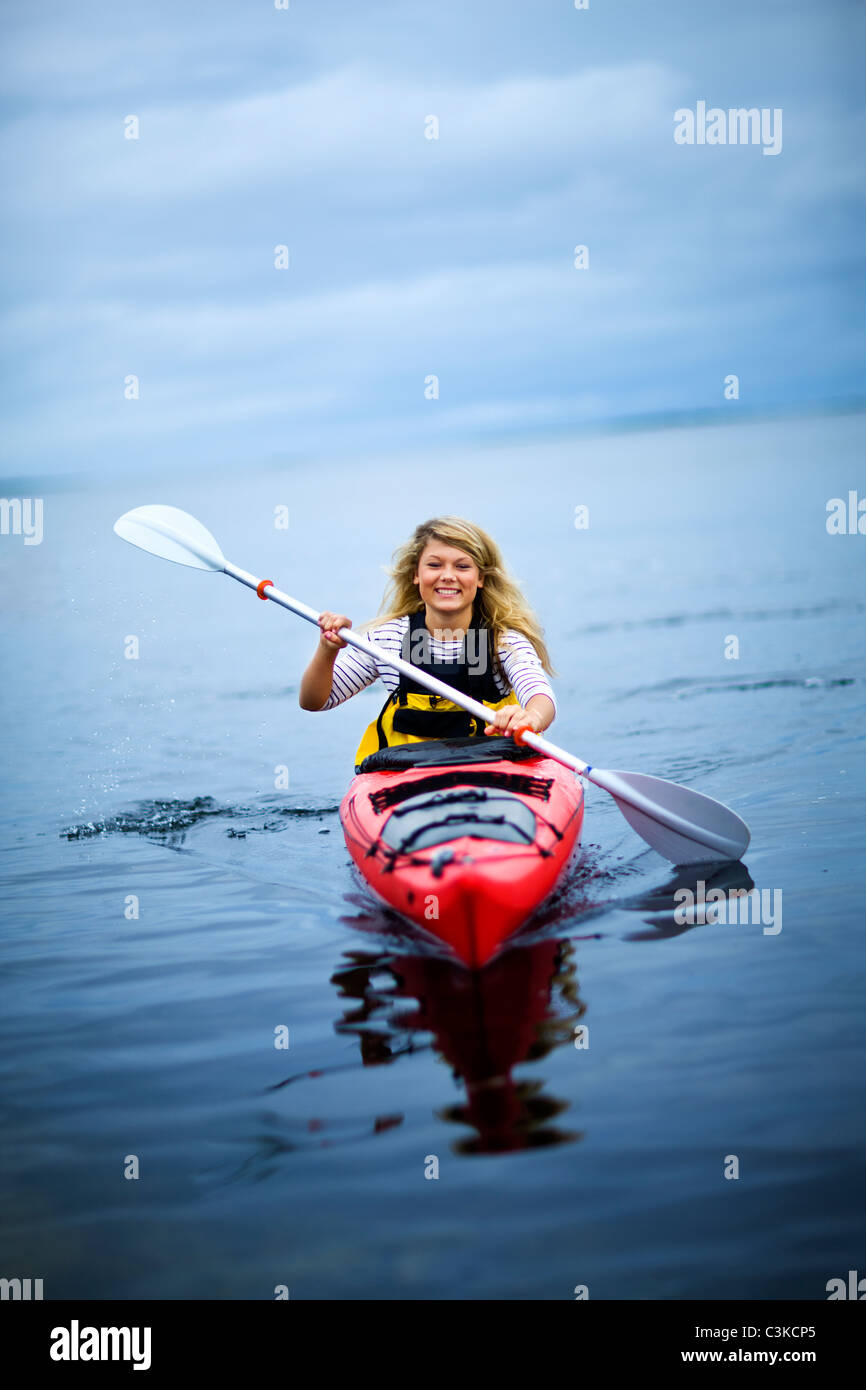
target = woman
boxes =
[299,516,556,766]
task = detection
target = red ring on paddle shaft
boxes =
[257,580,274,600]
[513,726,528,745]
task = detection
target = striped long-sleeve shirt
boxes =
[320,615,556,714]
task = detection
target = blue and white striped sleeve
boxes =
[498,631,557,714]
[320,631,381,709]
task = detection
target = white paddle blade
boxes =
[591,769,751,865]
[113,505,225,571]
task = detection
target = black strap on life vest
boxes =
[376,609,505,747]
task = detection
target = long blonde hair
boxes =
[360,516,555,676]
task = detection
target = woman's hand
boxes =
[318,611,351,651]
[484,705,544,739]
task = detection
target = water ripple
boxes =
[569,596,865,638]
[621,674,857,702]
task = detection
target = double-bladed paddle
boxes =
[113,504,750,866]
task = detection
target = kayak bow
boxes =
[339,736,585,967]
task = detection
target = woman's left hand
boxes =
[484,705,543,739]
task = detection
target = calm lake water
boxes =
[1,410,864,1300]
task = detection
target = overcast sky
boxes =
[1,0,863,480]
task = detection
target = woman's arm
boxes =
[298,611,350,710]
[485,631,557,736]
[523,692,555,731]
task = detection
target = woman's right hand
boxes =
[318,611,351,651]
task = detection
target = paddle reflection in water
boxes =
[622,861,755,941]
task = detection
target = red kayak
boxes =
[339,736,585,968]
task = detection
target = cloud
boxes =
[0,4,863,478]
[1,61,681,209]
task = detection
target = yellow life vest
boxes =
[354,611,520,768]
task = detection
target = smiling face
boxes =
[413,539,483,621]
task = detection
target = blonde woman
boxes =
[299,517,557,765]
